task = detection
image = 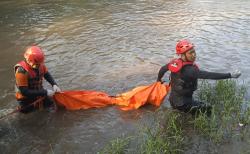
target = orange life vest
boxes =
[167,58,199,73]
[14,61,46,100]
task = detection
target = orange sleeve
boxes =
[15,72,28,87]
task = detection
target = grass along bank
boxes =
[194,80,250,143]
[99,80,250,153]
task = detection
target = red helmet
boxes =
[176,40,194,54]
[24,46,44,65]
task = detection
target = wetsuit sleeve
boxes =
[157,64,168,81]
[198,70,231,79]
[15,67,47,97]
[19,86,47,98]
[44,72,57,86]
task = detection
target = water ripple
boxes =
[1,0,250,153]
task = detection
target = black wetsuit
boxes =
[157,63,231,114]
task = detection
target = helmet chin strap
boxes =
[182,53,194,62]
[181,53,188,62]
[25,59,39,69]
[185,54,190,62]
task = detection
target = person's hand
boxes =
[157,79,165,84]
[53,85,61,92]
[47,89,55,97]
[231,70,241,78]
[157,79,162,83]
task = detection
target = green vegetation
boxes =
[100,80,250,153]
[99,136,131,154]
[194,80,250,143]
[139,111,184,154]
[99,111,185,154]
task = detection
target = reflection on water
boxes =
[0,0,250,153]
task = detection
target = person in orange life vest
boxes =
[157,40,241,115]
[14,46,61,113]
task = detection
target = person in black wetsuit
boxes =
[157,40,241,115]
[14,46,61,113]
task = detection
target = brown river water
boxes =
[0,0,250,153]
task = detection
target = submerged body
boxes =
[158,60,231,114]
[14,46,61,113]
[157,40,240,114]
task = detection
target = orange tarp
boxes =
[114,82,170,110]
[53,90,114,110]
[53,82,170,110]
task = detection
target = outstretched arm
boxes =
[198,70,231,80]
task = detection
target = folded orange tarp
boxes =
[114,82,170,110]
[53,82,170,110]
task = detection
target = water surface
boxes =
[0,0,250,153]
